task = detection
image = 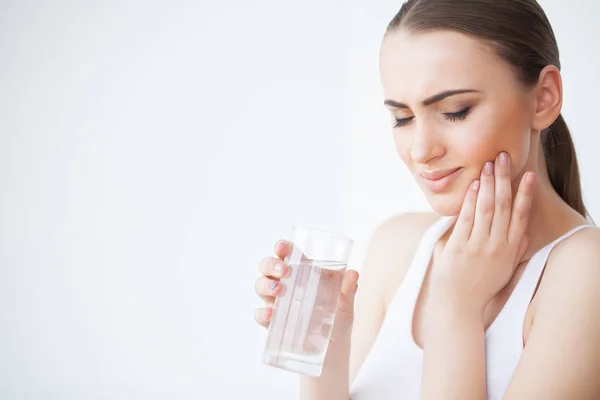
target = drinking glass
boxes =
[262,225,353,377]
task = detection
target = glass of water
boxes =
[262,226,353,377]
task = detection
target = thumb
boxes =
[337,269,359,314]
[327,269,359,342]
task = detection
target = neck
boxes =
[512,135,588,260]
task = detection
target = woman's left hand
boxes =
[429,151,536,318]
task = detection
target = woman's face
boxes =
[379,29,536,216]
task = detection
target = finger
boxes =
[258,256,289,280]
[255,276,285,301]
[508,172,536,244]
[258,294,275,305]
[341,269,359,294]
[337,269,359,314]
[471,161,495,239]
[449,179,480,243]
[490,152,512,240]
[254,307,272,328]
[274,239,309,266]
[274,240,291,261]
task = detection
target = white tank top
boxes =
[349,216,593,400]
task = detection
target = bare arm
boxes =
[421,303,487,399]
[502,228,600,399]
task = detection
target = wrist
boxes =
[425,296,484,332]
[300,335,351,400]
[429,280,487,318]
[324,334,351,364]
[423,306,484,349]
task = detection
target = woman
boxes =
[254,0,600,398]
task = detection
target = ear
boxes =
[531,65,563,131]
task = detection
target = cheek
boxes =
[457,104,531,174]
[453,136,491,165]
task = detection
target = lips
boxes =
[419,168,461,181]
[419,167,463,193]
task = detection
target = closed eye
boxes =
[393,116,413,128]
[443,106,471,122]
[393,106,471,129]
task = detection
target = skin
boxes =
[254,29,600,399]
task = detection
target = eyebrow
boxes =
[384,89,480,109]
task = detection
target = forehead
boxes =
[379,29,511,99]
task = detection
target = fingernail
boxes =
[484,161,494,174]
[273,263,284,273]
[269,281,279,291]
[472,180,480,191]
[499,152,508,166]
[526,172,536,184]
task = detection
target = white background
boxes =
[1,1,599,399]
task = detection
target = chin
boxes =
[414,172,473,217]
[423,191,464,217]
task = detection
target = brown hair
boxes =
[387,0,592,221]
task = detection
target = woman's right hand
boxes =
[253,240,292,328]
[254,239,360,343]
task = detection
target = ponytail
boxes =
[542,114,593,222]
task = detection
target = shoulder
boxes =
[504,226,600,398]
[542,225,600,285]
[362,212,441,308]
[348,212,441,383]
[534,224,600,323]
[368,211,440,246]
[364,211,439,265]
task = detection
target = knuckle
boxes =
[461,213,474,225]
[496,197,511,212]
[263,277,275,292]
[483,173,495,183]
[254,308,264,324]
[487,242,501,254]
[260,256,280,275]
[258,257,272,273]
[481,203,494,214]
[254,277,263,294]
[497,167,511,177]
[447,241,461,252]
[255,277,272,294]
[516,209,528,220]
[465,245,478,256]
[464,244,479,257]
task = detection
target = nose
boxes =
[409,120,445,164]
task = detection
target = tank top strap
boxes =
[504,224,595,317]
[399,216,456,315]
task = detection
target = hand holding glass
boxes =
[260,226,353,377]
